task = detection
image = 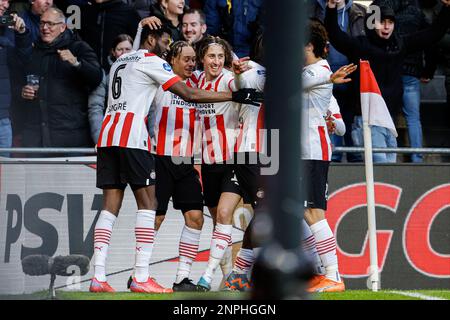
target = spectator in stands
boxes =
[324,0,450,162]
[88,34,133,143]
[19,7,102,149]
[379,0,437,163]
[74,0,140,71]
[313,0,366,163]
[181,8,207,45]
[148,0,186,42]
[123,0,155,18]
[20,0,53,43]
[0,1,29,157]
[421,0,450,104]
[204,0,264,58]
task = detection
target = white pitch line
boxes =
[389,291,448,300]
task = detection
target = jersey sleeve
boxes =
[223,71,237,92]
[137,54,181,91]
[302,64,331,90]
[238,63,266,92]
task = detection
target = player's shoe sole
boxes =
[308,278,345,293]
[129,277,173,293]
[89,278,115,293]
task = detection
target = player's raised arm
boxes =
[168,81,263,106]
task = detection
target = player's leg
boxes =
[121,149,171,293]
[90,147,126,293]
[224,217,254,292]
[303,160,344,292]
[224,161,263,291]
[300,218,326,288]
[171,163,205,291]
[198,191,241,290]
[172,208,203,291]
[129,184,172,293]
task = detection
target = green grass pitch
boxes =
[2,290,449,300]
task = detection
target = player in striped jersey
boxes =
[222,35,267,292]
[301,20,356,293]
[149,41,205,292]
[193,36,247,291]
[90,25,263,294]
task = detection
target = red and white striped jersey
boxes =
[97,50,181,151]
[150,77,201,157]
[234,61,266,154]
[301,59,333,161]
[195,69,239,164]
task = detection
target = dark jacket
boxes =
[19,29,102,147]
[78,0,141,71]
[0,28,30,120]
[314,0,366,94]
[204,0,264,58]
[20,9,41,44]
[376,0,435,78]
[324,5,450,116]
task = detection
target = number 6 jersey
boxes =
[97,50,181,151]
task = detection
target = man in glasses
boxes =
[19,7,103,150]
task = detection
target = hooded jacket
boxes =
[324,5,450,117]
[18,29,102,147]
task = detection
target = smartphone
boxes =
[0,15,14,27]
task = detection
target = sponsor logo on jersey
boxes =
[163,63,172,72]
[257,69,266,76]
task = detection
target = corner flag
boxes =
[360,60,398,138]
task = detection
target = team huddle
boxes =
[89,19,356,294]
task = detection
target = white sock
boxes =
[220,245,233,276]
[310,219,340,282]
[93,210,116,282]
[301,219,325,275]
[134,210,156,282]
[233,248,254,274]
[202,223,232,283]
[176,225,201,283]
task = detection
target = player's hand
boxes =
[330,63,357,84]
[57,49,78,66]
[10,13,26,34]
[232,57,251,75]
[325,111,337,134]
[21,85,36,100]
[140,16,162,29]
[441,0,450,7]
[232,88,264,106]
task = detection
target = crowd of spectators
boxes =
[0,0,449,162]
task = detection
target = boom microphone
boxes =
[50,255,90,276]
[21,255,52,276]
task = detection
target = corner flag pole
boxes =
[362,121,380,292]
